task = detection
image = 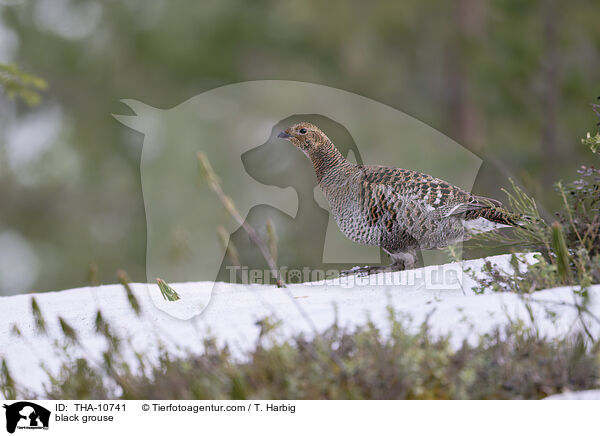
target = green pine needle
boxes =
[156,278,181,301]
[30,297,47,335]
[117,270,142,316]
[551,222,573,284]
[58,317,78,343]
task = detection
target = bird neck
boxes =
[307,141,352,184]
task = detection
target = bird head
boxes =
[277,122,328,153]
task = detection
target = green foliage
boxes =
[94,310,121,353]
[6,313,597,400]
[472,179,549,252]
[551,221,573,284]
[30,297,47,335]
[466,130,600,342]
[2,296,598,400]
[0,63,47,106]
[582,132,600,155]
[49,358,110,400]
[156,278,180,301]
[472,143,600,292]
[469,252,580,296]
[0,359,16,400]
[556,167,600,260]
[117,270,142,315]
[58,317,78,343]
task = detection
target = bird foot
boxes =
[340,263,406,278]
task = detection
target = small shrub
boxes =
[3,313,598,400]
[471,125,600,294]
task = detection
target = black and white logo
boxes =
[2,402,50,434]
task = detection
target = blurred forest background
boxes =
[1,0,599,295]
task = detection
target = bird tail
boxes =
[464,207,534,228]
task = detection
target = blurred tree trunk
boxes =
[541,0,560,185]
[444,0,486,153]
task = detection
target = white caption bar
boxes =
[1,400,598,436]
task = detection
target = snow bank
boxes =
[544,390,600,400]
[1,254,598,398]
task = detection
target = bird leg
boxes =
[339,251,417,277]
[389,251,416,270]
[340,264,393,277]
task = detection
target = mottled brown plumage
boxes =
[278,122,518,273]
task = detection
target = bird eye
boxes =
[299,128,307,134]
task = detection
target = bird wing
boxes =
[359,165,503,220]
[436,196,502,218]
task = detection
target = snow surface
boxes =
[544,390,600,400]
[1,253,599,398]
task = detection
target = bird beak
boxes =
[277,131,291,139]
